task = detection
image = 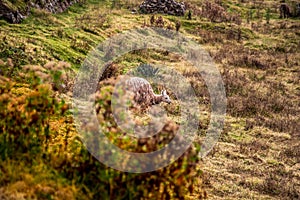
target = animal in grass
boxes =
[125,77,171,107]
[280,3,291,18]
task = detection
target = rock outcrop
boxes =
[0,2,25,23]
[139,0,186,16]
[0,0,79,24]
[29,0,79,14]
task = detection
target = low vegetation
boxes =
[0,0,299,199]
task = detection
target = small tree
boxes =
[247,9,255,24]
[175,21,181,32]
[156,16,164,27]
[265,8,271,24]
[150,15,155,26]
[188,10,192,20]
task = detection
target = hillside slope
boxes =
[0,0,299,199]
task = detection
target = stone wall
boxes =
[139,0,186,16]
[0,2,25,23]
[0,0,79,24]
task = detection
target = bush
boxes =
[200,1,242,24]
[0,76,63,160]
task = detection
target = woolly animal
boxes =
[124,77,171,107]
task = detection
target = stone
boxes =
[139,0,185,16]
[0,0,80,24]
